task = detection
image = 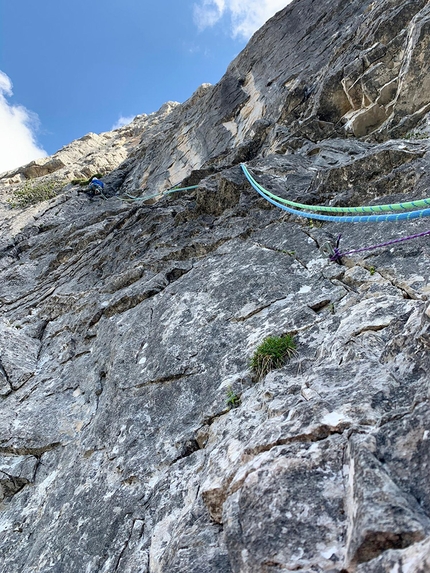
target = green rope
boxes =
[166,185,199,193]
[241,164,430,213]
[241,163,430,223]
[121,184,199,203]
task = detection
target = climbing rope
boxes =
[240,164,430,213]
[122,184,199,203]
[321,230,430,262]
[241,164,430,223]
[167,185,200,193]
[241,163,430,261]
[105,164,429,261]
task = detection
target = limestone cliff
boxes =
[1,1,430,572]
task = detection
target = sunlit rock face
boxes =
[1,1,430,572]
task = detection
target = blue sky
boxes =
[0,0,290,172]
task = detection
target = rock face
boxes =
[1,1,430,572]
[0,102,179,188]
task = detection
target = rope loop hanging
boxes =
[240,164,430,223]
[240,163,430,261]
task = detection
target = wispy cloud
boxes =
[0,70,47,174]
[111,115,135,130]
[193,0,292,39]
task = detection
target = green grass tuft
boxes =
[251,334,297,380]
[226,387,240,410]
[7,179,65,208]
[71,173,104,187]
[404,131,428,140]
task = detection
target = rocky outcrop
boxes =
[1,1,430,572]
[0,102,179,187]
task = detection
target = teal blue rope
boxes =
[166,185,199,193]
[241,164,430,213]
[123,184,199,202]
[241,164,430,223]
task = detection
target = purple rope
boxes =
[329,229,430,262]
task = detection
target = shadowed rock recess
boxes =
[1,1,430,571]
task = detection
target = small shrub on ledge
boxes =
[251,334,297,381]
[8,179,64,208]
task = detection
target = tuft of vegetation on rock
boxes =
[251,334,297,380]
[71,173,104,186]
[7,179,65,208]
[226,387,240,409]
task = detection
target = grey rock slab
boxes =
[356,535,430,572]
[0,319,39,391]
[2,0,430,571]
[345,436,430,568]
[373,402,430,517]
[0,454,38,505]
[222,437,347,573]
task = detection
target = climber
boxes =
[88,176,105,196]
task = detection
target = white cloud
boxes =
[0,70,47,174]
[111,115,135,130]
[193,0,292,39]
[194,0,225,29]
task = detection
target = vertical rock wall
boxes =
[1,1,430,572]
